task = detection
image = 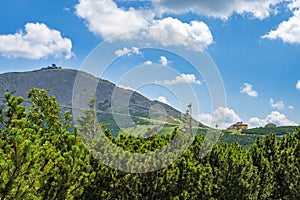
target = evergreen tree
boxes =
[0,89,95,199]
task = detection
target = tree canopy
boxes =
[0,89,299,199]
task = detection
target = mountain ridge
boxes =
[0,67,206,135]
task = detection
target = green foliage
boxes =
[242,126,297,135]
[98,99,110,111]
[219,132,264,148]
[1,89,300,199]
[79,129,300,199]
[0,89,94,199]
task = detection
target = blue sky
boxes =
[0,0,300,128]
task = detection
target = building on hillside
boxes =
[227,122,248,131]
[265,123,277,128]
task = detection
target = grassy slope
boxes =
[218,126,298,148]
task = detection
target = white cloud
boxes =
[248,117,266,128]
[115,47,131,57]
[296,80,300,90]
[156,73,201,85]
[144,60,153,65]
[63,7,70,11]
[196,106,241,129]
[114,47,140,57]
[240,83,259,97]
[75,0,213,49]
[248,111,297,128]
[288,105,294,109]
[153,0,284,20]
[159,56,168,65]
[196,113,213,128]
[289,0,300,13]
[270,98,285,110]
[269,98,294,110]
[0,23,73,59]
[132,47,140,54]
[147,17,213,49]
[213,107,242,128]
[289,0,300,9]
[75,0,150,39]
[157,96,170,105]
[262,1,300,44]
[117,84,136,91]
[262,10,300,44]
[266,111,297,126]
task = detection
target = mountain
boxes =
[0,67,205,135]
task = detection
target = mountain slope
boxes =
[0,68,205,135]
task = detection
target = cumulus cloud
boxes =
[296,80,300,90]
[75,0,213,49]
[196,106,241,129]
[196,113,214,128]
[115,47,131,57]
[157,96,170,105]
[147,17,213,48]
[240,83,259,97]
[153,0,284,20]
[156,73,201,85]
[117,84,136,91]
[262,1,300,44]
[248,117,266,128]
[262,10,300,44]
[270,98,285,110]
[248,111,297,128]
[144,60,153,65]
[76,0,300,47]
[269,98,294,110]
[0,22,73,59]
[75,0,150,38]
[289,0,300,8]
[159,56,168,65]
[115,47,140,57]
[266,111,297,126]
[63,7,70,11]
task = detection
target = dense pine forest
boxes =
[1,89,299,199]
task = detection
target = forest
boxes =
[0,88,299,199]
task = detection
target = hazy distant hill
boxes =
[0,68,205,135]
